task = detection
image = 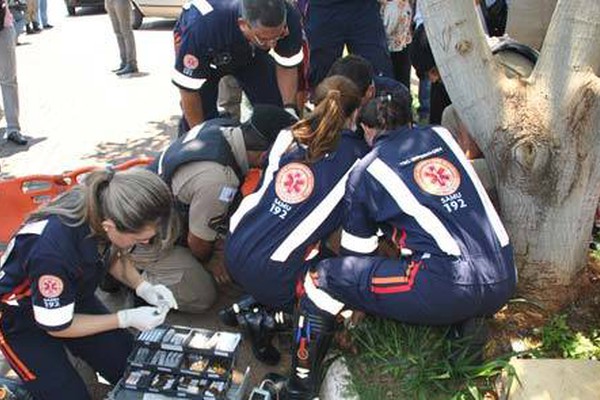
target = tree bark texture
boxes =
[421,0,600,310]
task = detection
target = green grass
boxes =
[346,317,516,399]
[534,314,600,359]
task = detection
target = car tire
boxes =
[67,5,76,15]
[131,6,143,29]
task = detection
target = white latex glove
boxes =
[135,281,178,312]
[117,306,168,330]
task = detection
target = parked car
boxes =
[130,0,184,29]
[64,0,105,16]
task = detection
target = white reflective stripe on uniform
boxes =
[33,303,74,327]
[304,273,344,316]
[229,130,294,232]
[0,239,15,269]
[271,159,361,262]
[367,158,462,256]
[432,127,510,247]
[269,48,304,67]
[18,220,48,235]
[191,0,213,14]
[156,148,167,176]
[1,220,48,273]
[340,230,378,254]
[172,69,207,91]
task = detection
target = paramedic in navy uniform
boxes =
[0,169,179,400]
[281,86,517,399]
[223,76,368,364]
[172,0,303,132]
[305,0,393,89]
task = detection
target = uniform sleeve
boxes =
[28,249,76,332]
[172,22,212,91]
[174,164,240,241]
[340,167,379,256]
[271,3,304,67]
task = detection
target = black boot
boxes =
[448,317,488,365]
[32,22,41,32]
[283,307,337,400]
[115,63,139,76]
[112,62,127,73]
[237,307,281,366]
[26,24,34,34]
[218,295,258,327]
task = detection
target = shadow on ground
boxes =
[82,115,179,165]
[0,136,47,159]
[138,18,177,31]
[0,131,47,179]
[68,5,107,17]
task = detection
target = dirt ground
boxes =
[485,256,600,359]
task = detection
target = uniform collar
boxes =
[373,125,412,146]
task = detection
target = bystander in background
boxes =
[105,0,138,75]
[1,0,29,146]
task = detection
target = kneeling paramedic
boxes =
[280,85,517,399]
[0,169,179,400]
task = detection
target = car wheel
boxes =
[67,5,76,15]
[131,6,143,29]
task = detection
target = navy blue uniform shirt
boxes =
[341,125,513,284]
[225,128,368,306]
[0,217,110,331]
[173,0,303,91]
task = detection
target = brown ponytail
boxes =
[292,75,361,163]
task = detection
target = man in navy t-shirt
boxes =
[172,0,303,132]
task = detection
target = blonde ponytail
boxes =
[292,76,361,162]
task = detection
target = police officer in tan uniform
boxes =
[143,106,297,313]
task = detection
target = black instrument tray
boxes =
[135,325,242,358]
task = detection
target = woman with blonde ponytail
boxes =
[0,168,179,400]
[221,75,369,364]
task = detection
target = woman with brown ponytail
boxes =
[222,75,369,364]
[0,168,179,400]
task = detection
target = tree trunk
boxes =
[421,0,600,311]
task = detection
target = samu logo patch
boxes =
[275,163,314,204]
[413,157,461,196]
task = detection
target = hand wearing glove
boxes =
[117,306,168,331]
[135,281,178,312]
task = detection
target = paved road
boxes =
[1,6,286,398]
[1,6,180,177]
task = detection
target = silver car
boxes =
[130,0,184,29]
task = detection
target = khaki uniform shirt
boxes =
[171,126,249,241]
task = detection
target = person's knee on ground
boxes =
[137,246,217,314]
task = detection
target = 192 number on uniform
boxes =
[443,199,467,213]
[269,203,288,220]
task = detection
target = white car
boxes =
[130,0,184,29]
